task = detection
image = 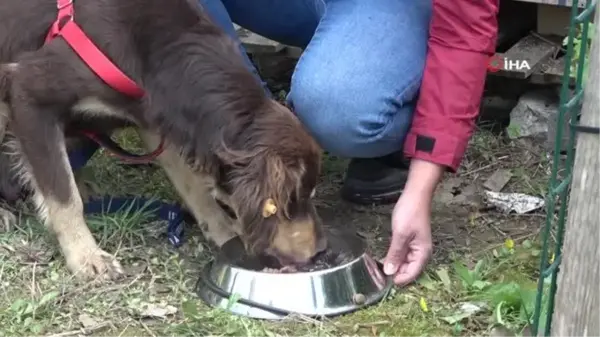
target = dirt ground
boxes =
[0,122,552,336]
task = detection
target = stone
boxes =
[483,169,513,192]
[507,89,573,152]
[234,24,284,54]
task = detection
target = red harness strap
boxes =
[46,0,165,163]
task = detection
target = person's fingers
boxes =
[398,263,409,275]
[393,248,431,286]
[383,230,412,276]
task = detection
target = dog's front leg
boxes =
[0,147,18,232]
[10,100,123,281]
[137,130,238,247]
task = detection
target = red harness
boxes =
[46,0,165,163]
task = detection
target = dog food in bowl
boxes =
[258,249,355,273]
[232,228,362,273]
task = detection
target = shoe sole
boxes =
[340,186,403,206]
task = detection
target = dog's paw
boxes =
[0,206,16,232]
[65,245,124,281]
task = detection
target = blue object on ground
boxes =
[68,138,186,248]
[83,196,186,248]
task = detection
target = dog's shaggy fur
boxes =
[0,0,326,280]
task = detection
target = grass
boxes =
[0,126,555,337]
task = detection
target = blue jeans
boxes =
[198,0,432,159]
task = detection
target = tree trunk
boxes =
[551,10,600,337]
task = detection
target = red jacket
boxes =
[403,0,500,172]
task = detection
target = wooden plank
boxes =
[489,33,557,79]
[537,4,573,36]
[285,46,303,59]
[530,56,565,84]
[545,56,567,78]
[530,55,577,86]
[234,24,284,54]
[510,0,587,8]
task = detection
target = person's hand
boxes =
[382,192,433,285]
[382,159,441,286]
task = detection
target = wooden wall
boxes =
[510,0,588,8]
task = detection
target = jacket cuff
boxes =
[403,129,469,172]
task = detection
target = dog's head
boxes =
[217,100,326,267]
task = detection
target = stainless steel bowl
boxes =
[196,229,392,320]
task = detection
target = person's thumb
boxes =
[383,231,411,276]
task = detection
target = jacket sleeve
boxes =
[403,0,500,172]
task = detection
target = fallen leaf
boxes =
[441,301,484,324]
[140,302,178,318]
[472,280,492,290]
[417,273,437,291]
[78,313,99,328]
[441,312,472,325]
[459,302,484,314]
[435,267,452,291]
[127,263,148,276]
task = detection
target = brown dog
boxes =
[0,0,326,280]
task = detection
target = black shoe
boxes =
[340,151,410,205]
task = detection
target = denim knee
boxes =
[289,69,418,159]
